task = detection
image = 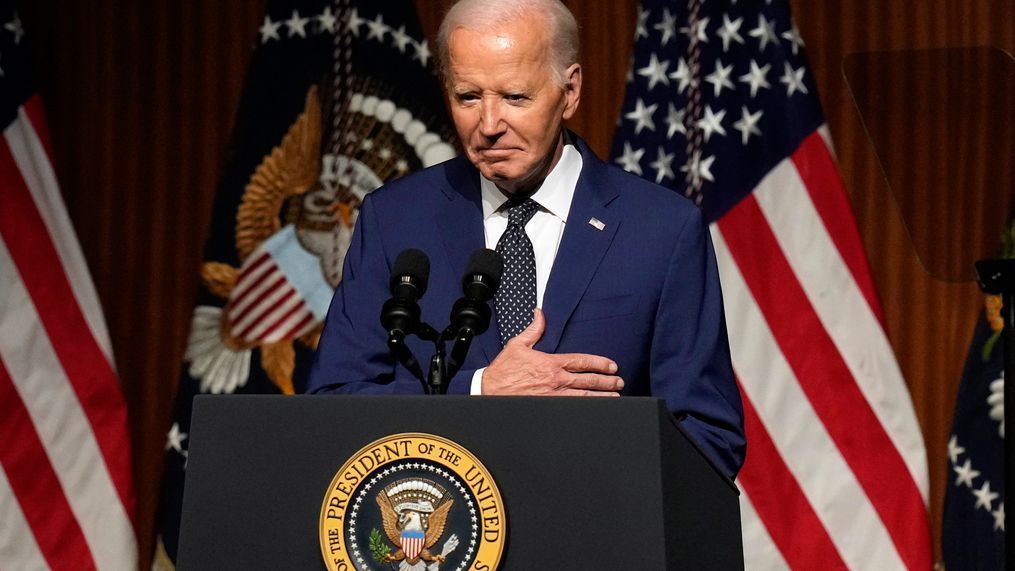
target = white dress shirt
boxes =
[470,143,584,394]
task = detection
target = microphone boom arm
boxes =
[387,330,425,387]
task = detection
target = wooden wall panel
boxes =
[16,0,1011,566]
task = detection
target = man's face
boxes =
[446,17,581,196]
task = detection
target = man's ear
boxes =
[561,63,582,120]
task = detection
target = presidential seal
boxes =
[320,433,506,571]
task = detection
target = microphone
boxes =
[381,248,430,337]
[445,249,502,380]
[381,249,430,384]
[449,249,502,337]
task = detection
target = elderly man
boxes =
[307,0,745,478]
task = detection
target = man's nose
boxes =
[478,101,506,138]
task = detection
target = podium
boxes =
[177,395,743,569]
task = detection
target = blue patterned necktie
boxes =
[495,198,539,345]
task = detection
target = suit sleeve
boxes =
[650,207,746,479]
[305,194,475,395]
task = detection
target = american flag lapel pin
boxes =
[588,217,605,231]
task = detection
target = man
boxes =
[307,0,745,478]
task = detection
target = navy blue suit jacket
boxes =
[306,137,745,478]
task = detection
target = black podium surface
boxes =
[177,395,743,569]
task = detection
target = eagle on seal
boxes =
[376,494,454,565]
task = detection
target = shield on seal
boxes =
[224,225,333,345]
[400,529,425,560]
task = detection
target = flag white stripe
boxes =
[0,464,49,571]
[261,306,314,344]
[229,251,274,303]
[738,490,790,571]
[752,158,929,498]
[244,292,306,342]
[0,237,136,570]
[4,111,115,367]
[711,226,906,570]
[233,279,297,337]
[229,264,286,322]
[287,312,320,340]
[817,124,836,160]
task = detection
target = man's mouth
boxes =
[478,147,515,159]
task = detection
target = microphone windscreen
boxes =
[391,248,430,295]
[464,248,503,292]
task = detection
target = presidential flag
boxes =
[0,3,138,569]
[942,315,1006,570]
[156,0,456,562]
[611,0,931,568]
[941,213,1012,570]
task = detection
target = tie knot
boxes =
[505,198,539,227]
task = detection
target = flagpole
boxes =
[976,257,1015,558]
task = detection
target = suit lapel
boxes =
[436,159,503,363]
[536,139,620,353]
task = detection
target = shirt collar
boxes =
[480,142,583,223]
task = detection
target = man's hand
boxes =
[481,308,624,396]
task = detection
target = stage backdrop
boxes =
[18,0,1014,565]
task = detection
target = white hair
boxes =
[436,0,580,87]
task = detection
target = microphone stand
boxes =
[418,323,449,396]
[385,248,500,395]
[387,321,479,396]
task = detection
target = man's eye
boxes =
[505,94,527,102]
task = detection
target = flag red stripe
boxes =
[230,273,288,327]
[0,358,97,570]
[279,311,316,341]
[226,252,275,317]
[231,251,273,301]
[717,196,931,570]
[790,132,884,323]
[237,287,297,339]
[0,138,136,527]
[22,96,55,165]
[736,384,849,570]
[258,300,307,341]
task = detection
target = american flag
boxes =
[0,4,138,570]
[611,0,932,568]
